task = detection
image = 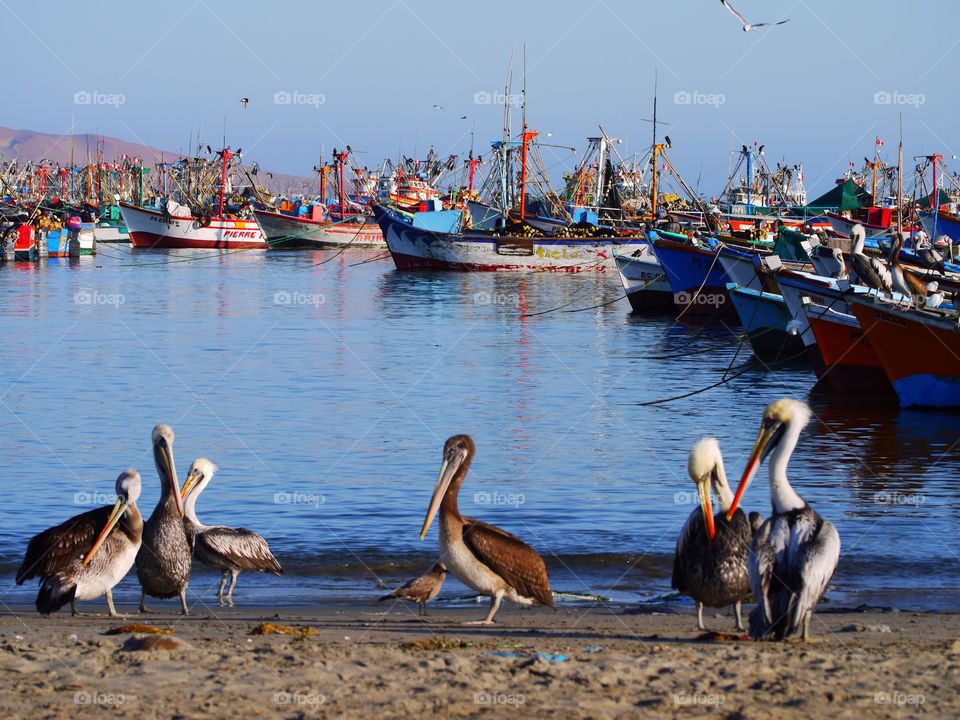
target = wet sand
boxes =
[1,601,957,718]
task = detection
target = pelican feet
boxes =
[464,619,496,626]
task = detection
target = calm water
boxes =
[1,246,958,611]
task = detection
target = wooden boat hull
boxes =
[614,249,674,312]
[255,209,385,249]
[374,205,643,273]
[651,237,733,315]
[726,284,805,363]
[804,303,894,397]
[121,203,268,249]
[849,299,960,407]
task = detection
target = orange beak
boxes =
[699,479,716,542]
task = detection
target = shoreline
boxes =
[1,602,957,718]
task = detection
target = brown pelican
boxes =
[379,562,448,616]
[850,224,892,295]
[135,424,192,614]
[17,469,143,616]
[726,398,841,642]
[180,458,283,606]
[672,438,755,631]
[889,232,931,305]
[419,435,554,624]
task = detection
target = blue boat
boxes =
[726,283,806,363]
[650,232,734,315]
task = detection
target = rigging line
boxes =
[563,291,628,313]
[307,221,369,267]
[671,240,725,322]
[637,359,759,407]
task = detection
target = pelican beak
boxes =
[419,453,459,540]
[155,437,183,517]
[82,497,128,566]
[727,420,783,520]
[180,469,201,502]
[697,476,715,542]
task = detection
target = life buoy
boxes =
[198,216,212,228]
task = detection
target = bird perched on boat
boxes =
[419,435,554,624]
[720,0,789,31]
[889,232,931,306]
[180,458,283,606]
[379,562,448,616]
[926,281,946,309]
[672,438,756,632]
[726,398,841,642]
[17,469,143,616]
[850,224,892,295]
[913,232,946,274]
[135,424,192,614]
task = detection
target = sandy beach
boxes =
[0,601,956,719]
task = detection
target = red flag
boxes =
[876,137,884,146]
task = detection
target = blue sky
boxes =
[3,0,957,196]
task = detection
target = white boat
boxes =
[614,247,673,311]
[254,208,384,249]
[120,202,268,250]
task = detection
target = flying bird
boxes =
[380,562,448,615]
[720,0,789,31]
[432,104,445,111]
[240,97,249,108]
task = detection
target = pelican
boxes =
[889,232,930,306]
[672,438,755,631]
[726,399,841,642]
[419,435,554,624]
[180,458,283,606]
[379,562,448,616]
[135,424,192,614]
[16,470,143,616]
[926,281,946,309]
[850,224,892,294]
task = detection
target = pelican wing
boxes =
[195,527,283,574]
[791,515,840,632]
[16,506,112,584]
[461,517,553,607]
[671,508,701,591]
[747,518,775,633]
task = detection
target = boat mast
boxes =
[217,148,231,219]
[896,114,903,236]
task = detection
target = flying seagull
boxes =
[240,97,249,108]
[432,104,445,111]
[720,0,789,31]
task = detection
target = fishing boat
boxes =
[374,203,642,272]
[848,297,960,407]
[725,283,805,363]
[121,148,267,250]
[255,208,384,249]
[650,233,737,315]
[614,246,674,311]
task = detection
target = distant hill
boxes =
[0,126,315,194]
